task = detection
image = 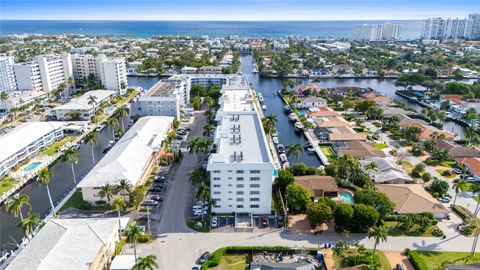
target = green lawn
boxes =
[424,160,461,169]
[59,190,84,211]
[386,221,442,237]
[333,249,391,270]
[0,176,20,197]
[408,251,480,269]
[210,255,247,270]
[39,136,76,156]
[400,161,414,172]
[374,143,389,150]
[435,169,456,179]
[320,146,336,161]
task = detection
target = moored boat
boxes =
[272,136,279,144]
[288,113,298,122]
[279,153,288,162]
[262,105,267,110]
[283,162,290,169]
[294,121,304,131]
[277,144,285,153]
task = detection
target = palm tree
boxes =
[107,117,120,140]
[84,132,98,164]
[203,123,214,137]
[368,225,388,253]
[111,197,126,238]
[87,95,98,109]
[286,143,303,163]
[188,168,207,184]
[133,255,158,270]
[0,91,9,111]
[99,184,117,204]
[61,147,80,184]
[262,114,277,135]
[196,182,210,203]
[117,179,132,202]
[67,76,75,94]
[453,179,469,206]
[5,193,31,221]
[18,213,41,239]
[116,106,130,132]
[125,224,142,261]
[37,168,56,216]
[187,136,202,154]
[364,162,379,175]
[199,138,212,152]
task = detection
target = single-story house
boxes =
[293,96,327,109]
[5,218,129,270]
[295,84,322,94]
[437,140,480,158]
[361,157,412,184]
[376,184,449,218]
[294,175,339,201]
[307,107,339,119]
[333,141,386,159]
[367,96,391,106]
[397,115,429,127]
[328,132,367,142]
[455,157,480,180]
[441,94,464,105]
[383,107,414,116]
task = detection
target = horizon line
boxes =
[0,19,422,22]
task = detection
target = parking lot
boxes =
[210,215,284,232]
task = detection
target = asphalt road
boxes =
[149,110,207,235]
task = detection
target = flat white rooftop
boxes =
[78,116,173,188]
[53,90,116,111]
[5,218,128,270]
[0,122,64,163]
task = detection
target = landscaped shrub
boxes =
[225,246,291,254]
[451,205,474,224]
[432,228,444,237]
[461,225,475,236]
[137,233,150,243]
[442,170,453,177]
[406,250,429,270]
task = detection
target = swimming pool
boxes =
[22,162,42,172]
[339,191,354,204]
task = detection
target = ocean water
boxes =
[0,20,422,39]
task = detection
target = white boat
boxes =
[272,136,279,144]
[288,113,298,122]
[262,105,267,110]
[277,144,285,153]
[295,121,304,131]
[307,147,315,152]
[283,162,290,169]
[279,153,288,162]
[258,95,264,103]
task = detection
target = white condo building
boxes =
[0,122,64,177]
[72,54,128,94]
[422,14,480,40]
[78,116,172,203]
[0,56,17,92]
[352,24,401,41]
[53,90,116,121]
[207,75,276,215]
[13,54,72,92]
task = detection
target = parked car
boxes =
[396,264,405,270]
[196,252,210,264]
[453,168,463,174]
[192,267,200,270]
[439,197,451,203]
[142,199,159,206]
[148,187,163,192]
[192,214,202,220]
[193,209,208,216]
[148,195,162,202]
[211,217,218,228]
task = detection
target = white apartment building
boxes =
[353,24,400,41]
[53,90,116,121]
[13,53,72,92]
[0,57,17,92]
[421,18,446,39]
[72,54,128,94]
[422,14,480,40]
[0,90,46,112]
[465,14,480,40]
[0,122,64,177]
[132,79,187,119]
[207,75,275,215]
[78,116,172,203]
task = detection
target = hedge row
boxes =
[451,205,474,224]
[406,250,428,270]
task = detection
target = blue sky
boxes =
[1,0,479,20]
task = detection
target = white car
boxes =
[211,217,218,228]
[194,209,208,216]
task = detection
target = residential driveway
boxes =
[383,251,414,270]
[149,110,207,235]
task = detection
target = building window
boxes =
[213,170,221,173]
[213,198,221,202]
[236,184,244,188]
[213,184,221,188]
[236,198,244,202]
[250,191,260,195]
[250,205,259,208]
[213,177,221,181]
[250,170,260,174]
[237,205,244,209]
[236,170,244,174]
[250,184,260,188]
[236,177,244,181]
[250,177,260,181]
[214,205,221,208]
[213,191,221,195]
[237,191,244,195]
[250,198,260,202]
